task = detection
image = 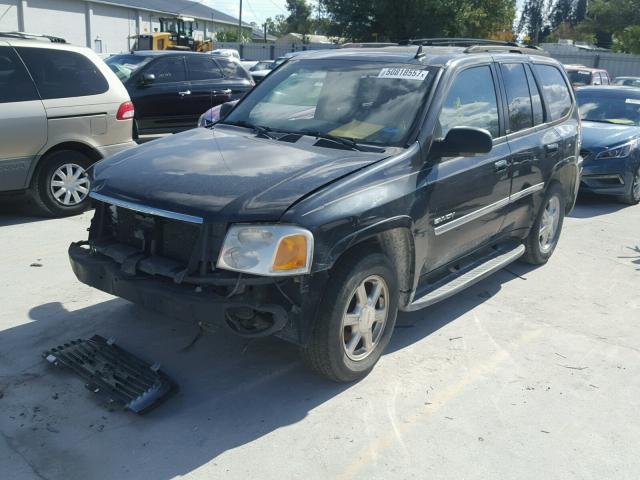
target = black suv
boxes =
[105,51,254,135]
[70,41,580,382]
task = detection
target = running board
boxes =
[406,244,525,311]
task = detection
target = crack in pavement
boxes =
[0,430,51,480]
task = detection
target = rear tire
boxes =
[301,251,398,382]
[521,183,565,265]
[31,150,93,217]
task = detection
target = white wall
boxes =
[24,0,86,46]
[92,2,136,53]
[0,0,20,31]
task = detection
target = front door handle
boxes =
[494,159,508,172]
[212,89,232,95]
[545,142,559,154]
[178,90,191,96]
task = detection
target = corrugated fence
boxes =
[222,42,640,79]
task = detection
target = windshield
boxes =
[252,61,274,71]
[106,54,152,82]
[223,59,437,147]
[567,69,592,86]
[577,91,640,126]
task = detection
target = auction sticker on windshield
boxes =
[625,98,640,105]
[378,68,429,81]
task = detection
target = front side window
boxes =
[187,56,222,81]
[535,64,572,121]
[593,72,602,85]
[0,46,39,103]
[438,65,500,138]
[16,47,109,99]
[501,63,534,133]
[215,58,252,81]
[143,56,186,83]
[224,59,437,147]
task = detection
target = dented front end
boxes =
[68,199,326,344]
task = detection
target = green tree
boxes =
[321,0,516,42]
[614,26,640,54]
[589,0,640,50]
[264,15,288,36]
[285,0,313,35]
[517,0,549,44]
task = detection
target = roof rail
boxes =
[399,38,520,47]
[464,44,549,56]
[341,42,397,48]
[396,37,548,56]
[0,31,67,43]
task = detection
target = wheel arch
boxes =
[28,141,103,187]
[323,216,416,309]
[549,156,579,214]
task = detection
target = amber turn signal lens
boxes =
[272,235,308,271]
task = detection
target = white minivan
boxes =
[0,32,137,216]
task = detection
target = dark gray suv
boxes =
[70,40,580,382]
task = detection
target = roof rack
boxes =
[397,38,548,56]
[0,31,67,43]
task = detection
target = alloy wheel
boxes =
[50,163,90,206]
[341,275,389,361]
[539,195,561,253]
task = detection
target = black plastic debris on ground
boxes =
[43,335,176,414]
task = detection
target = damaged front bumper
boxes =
[68,242,290,338]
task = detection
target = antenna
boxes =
[415,44,424,59]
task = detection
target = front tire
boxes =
[619,164,640,205]
[301,251,399,382]
[521,183,565,265]
[31,150,93,217]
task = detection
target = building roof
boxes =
[93,0,251,28]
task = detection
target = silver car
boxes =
[0,32,136,216]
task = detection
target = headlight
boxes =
[217,225,313,276]
[596,138,638,159]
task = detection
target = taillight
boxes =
[116,101,134,120]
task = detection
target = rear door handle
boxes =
[178,90,191,96]
[545,143,559,154]
[494,159,508,172]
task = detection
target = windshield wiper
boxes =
[221,120,278,139]
[299,131,384,152]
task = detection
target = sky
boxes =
[203,0,290,26]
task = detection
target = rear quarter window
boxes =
[534,64,573,121]
[16,47,109,100]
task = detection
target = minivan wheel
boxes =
[301,251,398,382]
[619,165,640,205]
[521,183,565,265]
[31,150,93,217]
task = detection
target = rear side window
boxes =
[534,65,573,121]
[438,65,500,138]
[143,56,186,83]
[215,58,252,81]
[16,47,108,99]
[186,56,222,81]
[501,63,533,133]
[601,72,610,85]
[525,65,544,125]
[593,72,602,85]
[0,46,39,103]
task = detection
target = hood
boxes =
[581,121,640,152]
[92,126,389,222]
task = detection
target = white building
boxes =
[0,0,251,53]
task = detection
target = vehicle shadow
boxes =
[568,193,629,219]
[0,195,46,226]
[0,266,530,480]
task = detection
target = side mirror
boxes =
[219,101,235,119]
[433,127,493,157]
[139,73,155,86]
